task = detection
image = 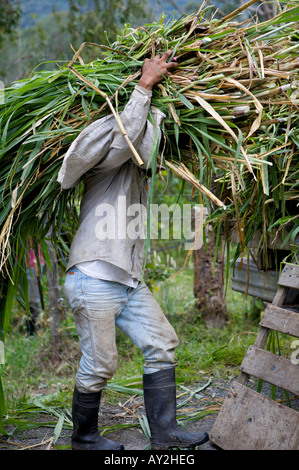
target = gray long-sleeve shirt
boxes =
[57,86,165,280]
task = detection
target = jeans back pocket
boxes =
[64,269,82,309]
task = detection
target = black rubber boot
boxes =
[71,386,124,450]
[143,368,209,450]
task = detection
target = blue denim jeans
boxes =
[64,268,179,393]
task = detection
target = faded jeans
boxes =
[64,268,179,393]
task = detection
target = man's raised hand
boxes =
[138,51,178,90]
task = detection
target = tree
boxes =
[47,242,64,355]
[192,189,228,328]
[0,0,149,85]
[67,0,148,59]
[193,224,227,328]
[0,0,21,47]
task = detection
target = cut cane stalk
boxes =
[165,160,226,209]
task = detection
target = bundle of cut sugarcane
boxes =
[0,0,298,315]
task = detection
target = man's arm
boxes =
[57,52,178,187]
[104,50,178,170]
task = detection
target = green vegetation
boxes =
[0,0,298,449]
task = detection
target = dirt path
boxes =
[0,410,218,451]
[0,379,227,451]
[3,377,298,452]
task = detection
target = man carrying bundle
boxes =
[58,51,209,451]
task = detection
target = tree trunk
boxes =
[46,243,63,354]
[193,217,227,328]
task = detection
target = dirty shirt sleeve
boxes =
[57,86,154,189]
